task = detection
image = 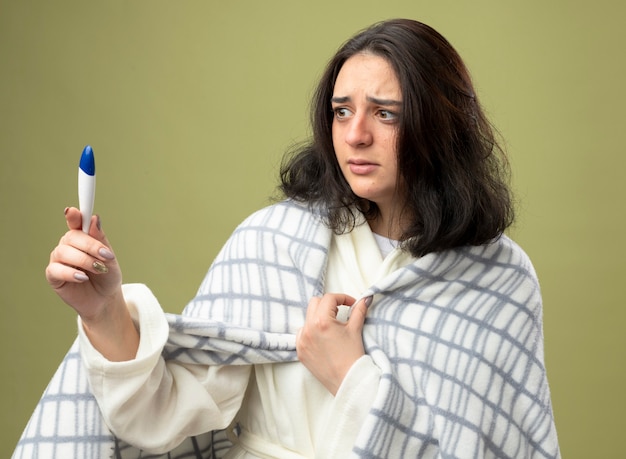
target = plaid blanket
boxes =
[13,200,560,458]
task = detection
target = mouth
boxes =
[348,159,378,175]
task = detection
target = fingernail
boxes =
[92,261,108,274]
[98,247,115,260]
[74,271,89,281]
[363,296,373,308]
[96,215,102,231]
[64,207,69,216]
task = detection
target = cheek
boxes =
[331,124,344,158]
[384,127,398,147]
[380,134,397,160]
[331,122,339,147]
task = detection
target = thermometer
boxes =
[78,145,96,233]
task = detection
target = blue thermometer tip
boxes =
[79,145,96,176]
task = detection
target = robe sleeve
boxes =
[78,283,252,454]
[316,355,381,457]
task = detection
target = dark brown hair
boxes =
[280,19,514,257]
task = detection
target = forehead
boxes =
[333,53,401,99]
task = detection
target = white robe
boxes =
[80,219,407,456]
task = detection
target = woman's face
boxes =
[331,53,402,216]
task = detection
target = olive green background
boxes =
[1,1,624,457]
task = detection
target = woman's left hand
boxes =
[296,293,369,395]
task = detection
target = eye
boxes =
[377,109,399,122]
[332,107,353,119]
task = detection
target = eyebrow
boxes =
[331,96,402,106]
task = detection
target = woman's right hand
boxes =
[45,207,139,361]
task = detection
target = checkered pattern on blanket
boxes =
[13,200,560,458]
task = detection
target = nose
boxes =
[344,113,373,148]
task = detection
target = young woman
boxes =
[19,19,559,459]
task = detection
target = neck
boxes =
[367,208,408,241]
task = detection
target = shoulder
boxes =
[213,200,331,265]
[482,234,539,282]
[191,200,330,312]
[235,199,328,239]
[422,234,538,283]
[460,234,543,311]
[239,199,318,223]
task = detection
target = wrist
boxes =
[81,290,140,361]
